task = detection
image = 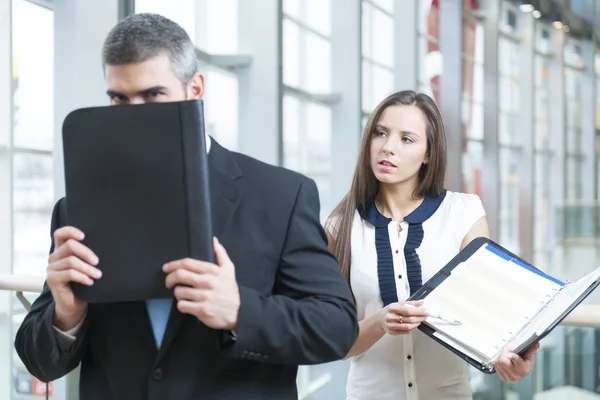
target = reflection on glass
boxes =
[305,0,331,36]
[13,154,53,276]
[418,0,441,105]
[535,24,551,53]
[283,95,301,171]
[499,147,520,254]
[12,0,53,150]
[565,155,582,200]
[462,140,483,196]
[370,6,394,68]
[135,0,238,54]
[135,0,196,42]
[369,65,394,111]
[283,19,301,88]
[371,0,394,13]
[533,152,552,271]
[564,67,583,201]
[462,98,483,140]
[304,32,331,93]
[282,96,332,219]
[283,0,301,19]
[499,113,520,146]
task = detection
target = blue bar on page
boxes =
[483,244,564,286]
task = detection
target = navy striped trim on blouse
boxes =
[360,191,447,306]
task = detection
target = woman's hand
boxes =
[379,301,428,335]
[494,343,540,382]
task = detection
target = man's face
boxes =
[105,53,204,105]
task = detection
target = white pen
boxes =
[406,303,462,325]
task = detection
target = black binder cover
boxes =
[408,237,600,374]
[62,99,214,303]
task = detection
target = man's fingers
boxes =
[48,269,94,287]
[49,256,102,279]
[50,239,98,266]
[163,258,219,275]
[173,286,208,302]
[213,237,232,268]
[166,269,217,290]
[53,227,85,248]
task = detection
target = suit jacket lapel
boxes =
[156,139,244,361]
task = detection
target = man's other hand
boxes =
[47,227,102,331]
[164,238,240,330]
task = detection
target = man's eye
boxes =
[148,90,163,97]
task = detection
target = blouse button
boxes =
[397,274,402,279]
[408,383,413,388]
[407,355,412,360]
[395,249,399,254]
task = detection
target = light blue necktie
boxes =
[145,298,173,347]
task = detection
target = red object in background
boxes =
[32,378,52,398]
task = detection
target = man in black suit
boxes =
[14,13,357,400]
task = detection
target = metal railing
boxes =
[3,272,600,400]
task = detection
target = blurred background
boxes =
[2,0,600,398]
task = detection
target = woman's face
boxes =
[369,105,429,187]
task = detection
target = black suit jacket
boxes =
[14,139,358,400]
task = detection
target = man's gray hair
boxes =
[102,13,198,84]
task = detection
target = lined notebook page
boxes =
[511,266,600,351]
[422,244,563,360]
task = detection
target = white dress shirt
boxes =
[345,191,485,400]
[54,132,212,345]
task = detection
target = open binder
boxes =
[408,237,600,374]
[62,99,214,303]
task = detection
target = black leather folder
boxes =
[408,237,600,374]
[61,99,214,303]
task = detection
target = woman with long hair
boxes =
[326,90,538,399]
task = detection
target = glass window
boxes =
[370,5,394,68]
[462,98,483,140]
[135,0,238,54]
[13,154,53,276]
[135,0,197,42]
[535,24,551,53]
[361,0,395,112]
[203,67,239,150]
[305,0,331,36]
[462,140,483,196]
[283,19,301,88]
[303,32,331,93]
[10,2,55,398]
[371,0,394,13]
[283,3,332,93]
[418,0,441,105]
[499,147,521,254]
[12,0,53,150]
[282,0,333,221]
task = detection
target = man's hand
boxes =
[47,227,102,331]
[494,342,540,382]
[164,237,240,330]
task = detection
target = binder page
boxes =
[422,243,563,361]
[511,266,600,351]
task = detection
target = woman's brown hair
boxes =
[326,90,447,282]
